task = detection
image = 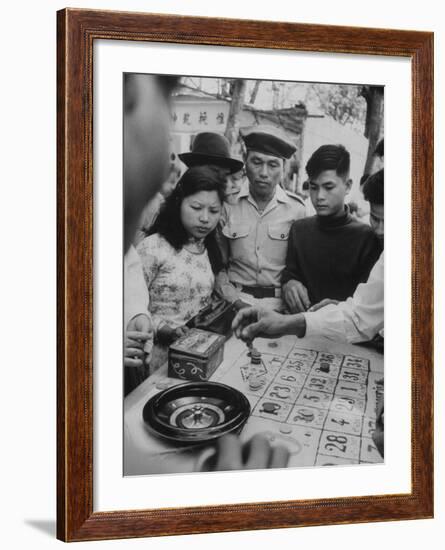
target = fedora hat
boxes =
[179,132,244,174]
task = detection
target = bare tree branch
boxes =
[249,80,262,104]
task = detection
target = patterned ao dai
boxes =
[136,233,214,333]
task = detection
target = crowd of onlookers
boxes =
[123,74,385,467]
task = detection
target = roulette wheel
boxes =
[143,381,250,444]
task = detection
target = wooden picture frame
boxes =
[57,8,433,542]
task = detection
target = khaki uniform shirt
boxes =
[219,185,306,293]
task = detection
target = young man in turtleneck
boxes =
[281,144,382,312]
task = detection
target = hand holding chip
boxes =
[232,306,303,343]
[124,313,153,367]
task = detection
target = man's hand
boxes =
[307,298,340,312]
[282,280,311,312]
[124,314,153,367]
[196,433,290,472]
[232,306,298,343]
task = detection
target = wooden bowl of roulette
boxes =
[142,381,251,444]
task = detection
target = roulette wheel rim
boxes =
[143,381,251,443]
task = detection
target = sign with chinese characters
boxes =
[171,100,229,132]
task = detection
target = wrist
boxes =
[286,313,306,337]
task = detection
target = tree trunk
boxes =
[272,81,280,110]
[249,80,262,104]
[361,85,384,175]
[225,79,246,148]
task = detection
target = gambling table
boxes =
[124,333,383,476]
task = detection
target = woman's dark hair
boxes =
[150,166,225,273]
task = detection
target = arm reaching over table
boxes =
[232,307,306,343]
[303,252,383,343]
[232,252,383,345]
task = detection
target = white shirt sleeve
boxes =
[304,252,384,344]
[124,245,150,329]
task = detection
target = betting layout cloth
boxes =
[212,338,383,468]
[124,334,383,475]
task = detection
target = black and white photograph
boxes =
[123,73,384,476]
[1,0,440,545]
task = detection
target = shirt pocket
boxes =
[222,223,250,240]
[222,223,251,262]
[265,222,290,266]
[268,222,290,241]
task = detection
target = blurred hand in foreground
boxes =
[196,433,290,472]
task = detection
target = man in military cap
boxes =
[216,125,306,310]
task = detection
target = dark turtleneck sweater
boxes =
[281,208,382,304]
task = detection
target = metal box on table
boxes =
[168,329,225,381]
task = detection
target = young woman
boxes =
[136,166,225,344]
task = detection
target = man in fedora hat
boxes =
[216,125,306,311]
[134,132,245,244]
[179,132,245,203]
[179,132,243,173]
